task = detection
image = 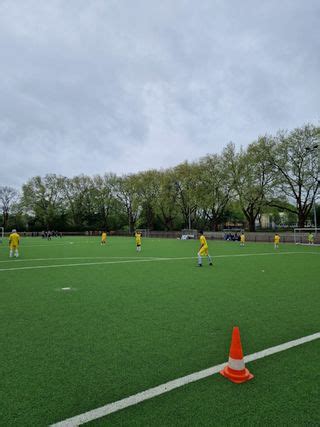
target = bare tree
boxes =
[0,186,19,228]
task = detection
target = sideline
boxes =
[0,251,319,272]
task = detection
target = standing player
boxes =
[240,232,245,247]
[274,233,280,249]
[308,232,314,245]
[101,231,107,245]
[135,230,142,252]
[9,229,20,258]
[198,231,212,267]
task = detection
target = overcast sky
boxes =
[1,0,319,188]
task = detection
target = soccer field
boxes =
[0,236,319,426]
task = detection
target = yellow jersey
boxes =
[135,232,142,245]
[200,235,208,248]
[101,232,107,241]
[274,235,280,244]
[240,234,245,242]
[9,232,20,248]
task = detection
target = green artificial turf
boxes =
[0,236,319,426]
[91,339,320,427]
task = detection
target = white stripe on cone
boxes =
[228,356,245,371]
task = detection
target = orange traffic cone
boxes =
[220,326,254,384]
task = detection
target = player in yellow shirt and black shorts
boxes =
[101,231,107,245]
[135,231,142,252]
[9,229,20,258]
[198,231,212,267]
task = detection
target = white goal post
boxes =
[181,229,197,240]
[0,227,4,243]
[294,228,320,245]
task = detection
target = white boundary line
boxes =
[0,251,319,264]
[50,332,320,426]
[0,251,319,272]
[0,256,160,264]
[0,241,98,249]
[0,257,182,272]
[1,250,319,264]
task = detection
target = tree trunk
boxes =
[146,206,154,229]
[164,217,174,231]
[243,207,257,232]
[298,212,306,228]
[129,213,135,233]
[209,217,219,231]
[248,216,256,232]
[3,211,9,228]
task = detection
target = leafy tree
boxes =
[195,154,234,230]
[224,201,246,227]
[113,175,140,232]
[268,124,320,227]
[21,175,65,229]
[60,175,96,229]
[173,162,198,229]
[154,169,181,230]
[92,174,119,229]
[134,170,160,229]
[14,123,320,232]
[224,138,274,231]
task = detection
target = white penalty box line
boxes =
[0,251,319,273]
[50,332,320,427]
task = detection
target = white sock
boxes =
[9,250,13,257]
[15,250,19,257]
[197,253,202,265]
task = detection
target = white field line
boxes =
[0,241,98,249]
[0,257,186,272]
[50,331,320,427]
[0,256,161,264]
[0,251,319,273]
[0,250,319,265]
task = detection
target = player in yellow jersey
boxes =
[240,232,245,247]
[9,229,20,258]
[308,232,314,245]
[101,231,107,245]
[135,231,142,252]
[198,230,212,267]
[274,233,280,249]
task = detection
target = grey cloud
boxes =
[0,0,319,187]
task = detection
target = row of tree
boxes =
[1,124,319,232]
